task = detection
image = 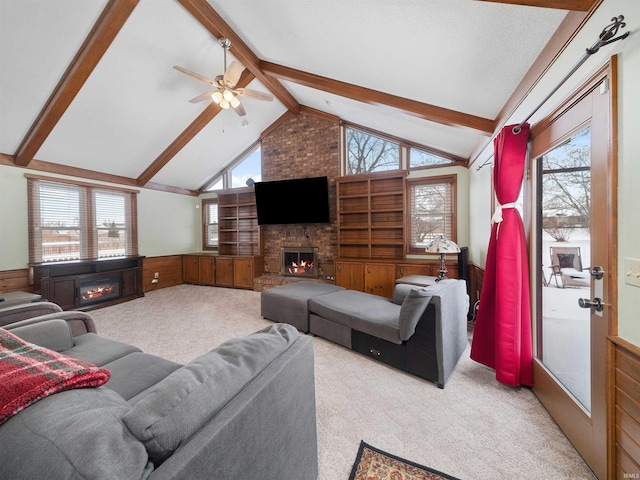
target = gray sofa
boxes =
[262,279,468,388]
[0,305,318,480]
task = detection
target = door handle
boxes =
[578,297,604,312]
[590,266,604,280]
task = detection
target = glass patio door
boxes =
[538,126,592,412]
[530,67,614,479]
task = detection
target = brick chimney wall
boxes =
[260,111,341,279]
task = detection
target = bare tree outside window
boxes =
[346,127,400,174]
[540,127,591,242]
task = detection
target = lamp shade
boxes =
[424,235,460,254]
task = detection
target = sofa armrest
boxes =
[431,280,469,387]
[0,302,63,328]
[148,330,318,480]
[3,311,97,337]
[7,318,74,352]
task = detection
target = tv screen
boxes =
[254,176,331,225]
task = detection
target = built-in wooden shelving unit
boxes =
[336,171,406,259]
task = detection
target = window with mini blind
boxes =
[202,198,218,250]
[27,176,138,263]
[408,175,457,254]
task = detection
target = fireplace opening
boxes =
[79,275,120,306]
[281,247,318,278]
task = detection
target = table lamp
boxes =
[425,235,460,281]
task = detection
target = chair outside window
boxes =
[549,246,590,288]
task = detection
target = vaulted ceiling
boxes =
[0,0,602,195]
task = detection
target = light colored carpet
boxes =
[89,284,595,480]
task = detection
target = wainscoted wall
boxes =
[260,110,341,280]
[608,336,640,478]
[142,255,183,293]
[0,268,31,293]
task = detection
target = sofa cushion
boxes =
[123,323,300,464]
[0,388,153,480]
[309,290,403,344]
[102,352,183,402]
[63,332,141,366]
[399,288,432,341]
[392,283,415,305]
[8,318,73,352]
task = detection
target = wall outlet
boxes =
[151,278,158,284]
[154,272,159,279]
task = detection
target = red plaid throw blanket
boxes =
[0,328,111,426]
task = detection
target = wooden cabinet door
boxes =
[199,257,215,285]
[121,269,139,298]
[365,263,395,298]
[183,255,199,284]
[215,257,234,287]
[48,278,77,310]
[335,261,364,291]
[233,258,254,288]
[396,263,435,279]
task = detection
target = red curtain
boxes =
[470,123,533,387]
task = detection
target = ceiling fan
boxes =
[173,37,274,116]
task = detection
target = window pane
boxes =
[346,127,400,175]
[206,178,224,191]
[231,146,262,188]
[410,181,453,249]
[410,149,452,168]
[39,182,82,262]
[95,191,127,258]
[205,201,218,248]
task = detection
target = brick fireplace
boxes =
[256,110,341,288]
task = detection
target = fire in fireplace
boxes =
[79,276,120,306]
[281,247,319,278]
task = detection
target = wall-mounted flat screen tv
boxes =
[254,176,330,225]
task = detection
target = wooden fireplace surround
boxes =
[31,256,144,310]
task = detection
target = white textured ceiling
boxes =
[3,0,628,192]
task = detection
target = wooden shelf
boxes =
[217,187,262,257]
[336,171,406,260]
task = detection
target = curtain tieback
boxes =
[491,202,516,238]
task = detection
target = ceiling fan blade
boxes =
[236,88,274,102]
[232,100,247,117]
[223,61,245,88]
[189,91,213,104]
[173,66,215,86]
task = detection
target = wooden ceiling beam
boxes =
[13,0,139,167]
[136,71,255,187]
[260,61,495,136]
[476,0,597,11]
[177,0,300,114]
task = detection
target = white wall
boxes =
[616,20,640,344]
[0,164,199,271]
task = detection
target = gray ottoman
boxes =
[261,281,345,332]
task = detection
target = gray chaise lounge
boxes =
[262,279,469,388]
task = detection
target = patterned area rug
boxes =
[349,441,461,480]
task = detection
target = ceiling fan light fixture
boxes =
[211,91,223,104]
[230,96,241,108]
[219,98,230,109]
[223,89,234,102]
